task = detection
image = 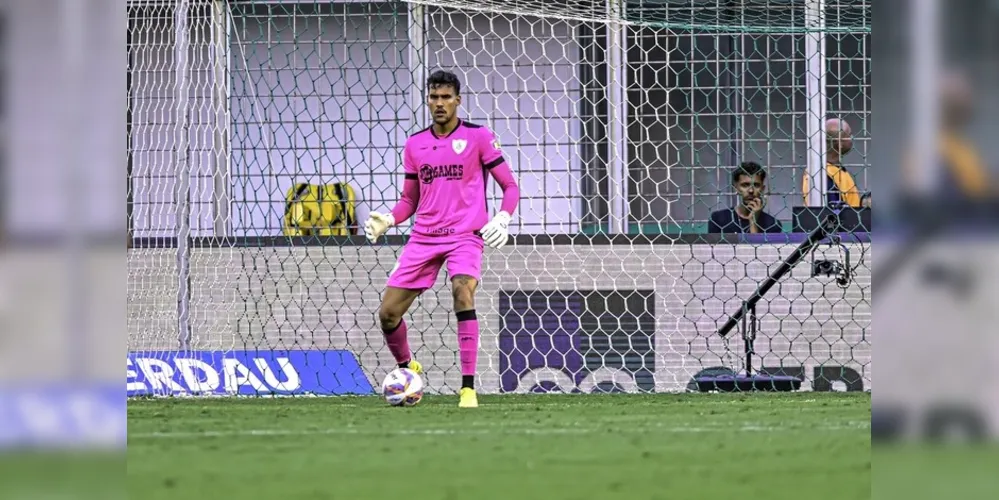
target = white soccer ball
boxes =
[381,367,424,407]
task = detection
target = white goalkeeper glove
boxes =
[364,211,395,243]
[480,211,511,249]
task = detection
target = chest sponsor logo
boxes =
[419,164,464,184]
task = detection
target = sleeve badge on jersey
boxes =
[491,139,502,151]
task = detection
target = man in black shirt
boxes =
[709,161,783,234]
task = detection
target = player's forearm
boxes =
[489,163,521,215]
[390,178,420,223]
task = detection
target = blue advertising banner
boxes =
[126,350,374,397]
[0,385,125,449]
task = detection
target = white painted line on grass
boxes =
[130,421,869,440]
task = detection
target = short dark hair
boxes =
[427,70,461,95]
[732,161,766,184]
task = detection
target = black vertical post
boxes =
[740,301,757,376]
[722,0,742,168]
[576,23,609,232]
[0,13,6,247]
[126,11,134,247]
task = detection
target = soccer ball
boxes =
[381,367,424,407]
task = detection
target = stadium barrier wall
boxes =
[127,241,871,396]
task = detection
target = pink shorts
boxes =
[387,235,484,291]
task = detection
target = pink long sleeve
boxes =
[390,178,420,223]
[488,163,520,215]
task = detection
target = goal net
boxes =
[126,0,871,397]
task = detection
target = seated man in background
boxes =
[709,161,783,234]
[802,117,864,208]
[908,70,992,198]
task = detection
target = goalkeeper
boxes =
[364,70,521,408]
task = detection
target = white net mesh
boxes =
[127,0,871,396]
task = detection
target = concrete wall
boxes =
[127,242,872,394]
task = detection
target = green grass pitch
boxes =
[128,393,870,500]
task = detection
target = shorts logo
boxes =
[419,164,464,184]
[452,139,468,154]
[389,251,403,276]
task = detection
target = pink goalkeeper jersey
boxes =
[403,120,506,240]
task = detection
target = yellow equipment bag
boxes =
[283,182,357,237]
